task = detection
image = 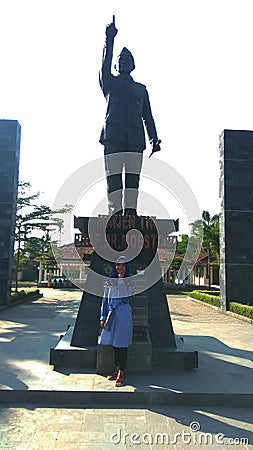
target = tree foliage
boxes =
[176,234,189,256]
[190,210,220,287]
[169,213,219,282]
[191,210,220,258]
[170,234,189,270]
[14,181,72,290]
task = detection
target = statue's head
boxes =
[115,47,135,74]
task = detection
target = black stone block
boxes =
[226,264,253,304]
[220,130,253,308]
[0,120,21,305]
[0,120,21,151]
[225,186,253,211]
[224,211,253,264]
[0,259,12,276]
[223,129,253,160]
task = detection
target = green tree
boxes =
[191,210,219,287]
[176,234,189,256]
[169,234,189,271]
[14,181,72,291]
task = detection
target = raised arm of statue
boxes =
[99,15,118,96]
[106,15,118,41]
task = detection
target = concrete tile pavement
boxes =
[0,405,252,449]
[0,288,252,400]
[0,288,253,448]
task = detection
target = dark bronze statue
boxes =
[99,15,161,216]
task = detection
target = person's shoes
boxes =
[115,375,124,387]
[107,370,118,381]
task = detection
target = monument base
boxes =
[50,327,198,372]
[50,326,97,369]
[152,338,198,370]
[96,328,152,375]
[50,214,198,373]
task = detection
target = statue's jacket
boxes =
[99,38,158,151]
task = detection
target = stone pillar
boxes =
[0,120,21,306]
[219,129,253,309]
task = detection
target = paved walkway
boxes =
[0,405,252,449]
[0,289,252,449]
[0,289,252,396]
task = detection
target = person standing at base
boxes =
[99,256,134,387]
[99,15,161,216]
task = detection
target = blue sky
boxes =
[1,0,253,235]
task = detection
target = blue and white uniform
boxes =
[99,277,134,347]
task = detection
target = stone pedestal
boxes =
[220,130,253,309]
[0,120,21,306]
[50,214,198,372]
[96,328,152,375]
[71,215,177,353]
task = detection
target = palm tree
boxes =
[191,211,219,287]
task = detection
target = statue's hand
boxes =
[106,15,118,39]
[149,139,161,158]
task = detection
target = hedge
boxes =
[194,289,220,297]
[229,302,253,320]
[11,289,41,303]
[188,290,253,320]
[187,290,220,307]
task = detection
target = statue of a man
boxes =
[99,16,161,216]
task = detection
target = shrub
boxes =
[195,289,220,297]
[188,290,253,320]
[187,290,220,307]
[229,302,253,320]
[11,289,41,303]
